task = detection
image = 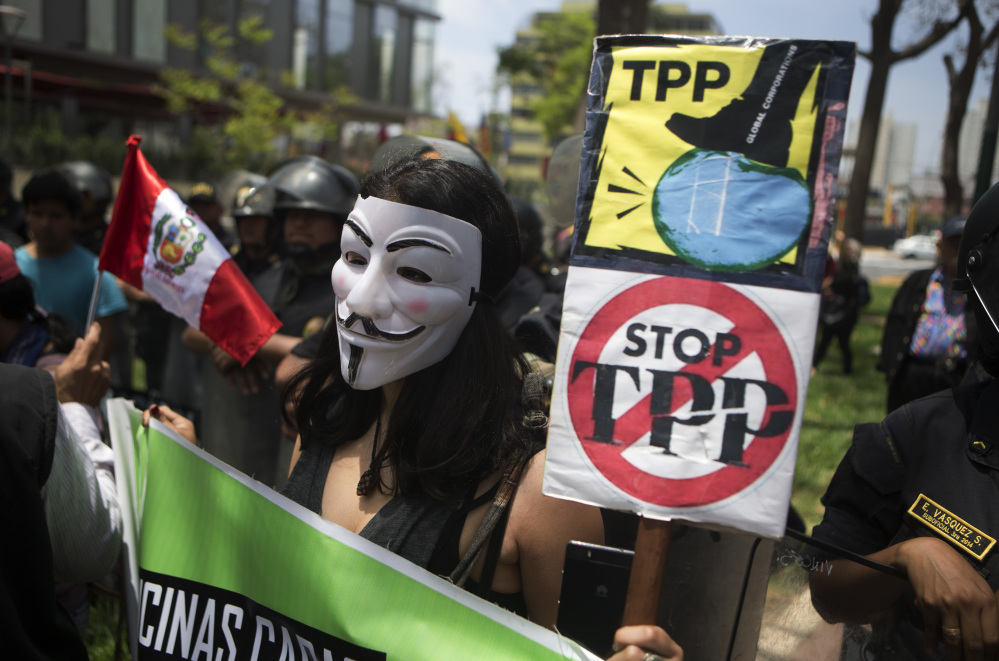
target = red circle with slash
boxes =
[566,277,798,507]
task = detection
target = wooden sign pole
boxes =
[621,517,674,625]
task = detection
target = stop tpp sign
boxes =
[566,277,798,507]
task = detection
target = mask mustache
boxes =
[337,309,425,342]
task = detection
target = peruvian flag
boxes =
[99,135,280,365]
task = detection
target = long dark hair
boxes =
[283,156,536,500]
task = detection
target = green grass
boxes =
[83,589,130,661]
[792,282,896,531]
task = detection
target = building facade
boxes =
[2,0,438,172]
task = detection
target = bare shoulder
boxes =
[507,448,604,627]
[511,450,597,518]
[508,448,604,556]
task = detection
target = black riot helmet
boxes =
[220,170,267,216]
[509,196,544,264]
[265,156,358,259]
[232,184,273,219]
[232,183,281,255]
[370,136,503,189]
[267,155,358,219]
[230,173,269,220]
[956,181,999,360]
[55,161,113,214]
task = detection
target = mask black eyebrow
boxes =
[344,219,372,247]
[386,238,452,255]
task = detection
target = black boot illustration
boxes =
[665,41,825,168]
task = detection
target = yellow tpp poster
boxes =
[572,36,855,291]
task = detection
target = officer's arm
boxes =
[810,537,999,657]
[181,325,215,355]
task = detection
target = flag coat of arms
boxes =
[99,135,281,364]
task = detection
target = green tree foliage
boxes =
[497,11,596,140]
[9,107,129,173]
[155,15,352,177]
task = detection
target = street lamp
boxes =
[0,5,25,161]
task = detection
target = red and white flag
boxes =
[99,135,281,365]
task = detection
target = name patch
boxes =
[907,494,996,561]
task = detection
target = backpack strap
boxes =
[448,371,549,588]
[448,456,528,588]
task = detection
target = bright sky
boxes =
[433,0,992,175]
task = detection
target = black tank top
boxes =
[282,442,531,617]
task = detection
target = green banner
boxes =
[107,399,594,661]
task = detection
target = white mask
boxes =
[331,195,483,390]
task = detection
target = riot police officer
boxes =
[198,156,358,488]
[228,173,282,279]
[809,182,999,660]
[54,161,113,257]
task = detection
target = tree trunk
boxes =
[574,1,651,130]
[844,56,893,242]
[941,5,997,216]
[597,0,649,36]
[974,45,999,202]
[843,0,899,242]
[941,54,977,218]
[941,92,969,218]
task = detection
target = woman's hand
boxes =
[897,536,999,659]
[607,625,682,660]
[142,404,197,446]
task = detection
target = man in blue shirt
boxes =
[13,170,126,362]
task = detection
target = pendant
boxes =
[357,468,377,497]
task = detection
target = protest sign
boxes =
[544,36,855,539]
[107,399,595,661]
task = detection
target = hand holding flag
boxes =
[99,135,281,365]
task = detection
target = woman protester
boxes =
[150,156,680,660]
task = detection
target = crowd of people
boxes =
[0,143,678,660]
[3,134,999,661]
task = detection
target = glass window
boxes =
[134,0,167,63]
[397,0,436,11]
[294,0,320,89]
[508,154,540,167]
[512,83,544,97]
[238,0,271,75]
[4,0,41,41]
[324,0,352,91]
[200,1,228,25]
[371,4,397,104]
[410,17,433,113]
[512,131,542,143]
[198,1,230,66]
[87,0,116,54]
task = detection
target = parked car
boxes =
[892,234,938,260]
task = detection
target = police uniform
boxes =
[812,375,999,659]
[198,155,354,486]
[254,258,335,341]
[72,222,108,257]
[199,257,334,488]
[230,244,280,281]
